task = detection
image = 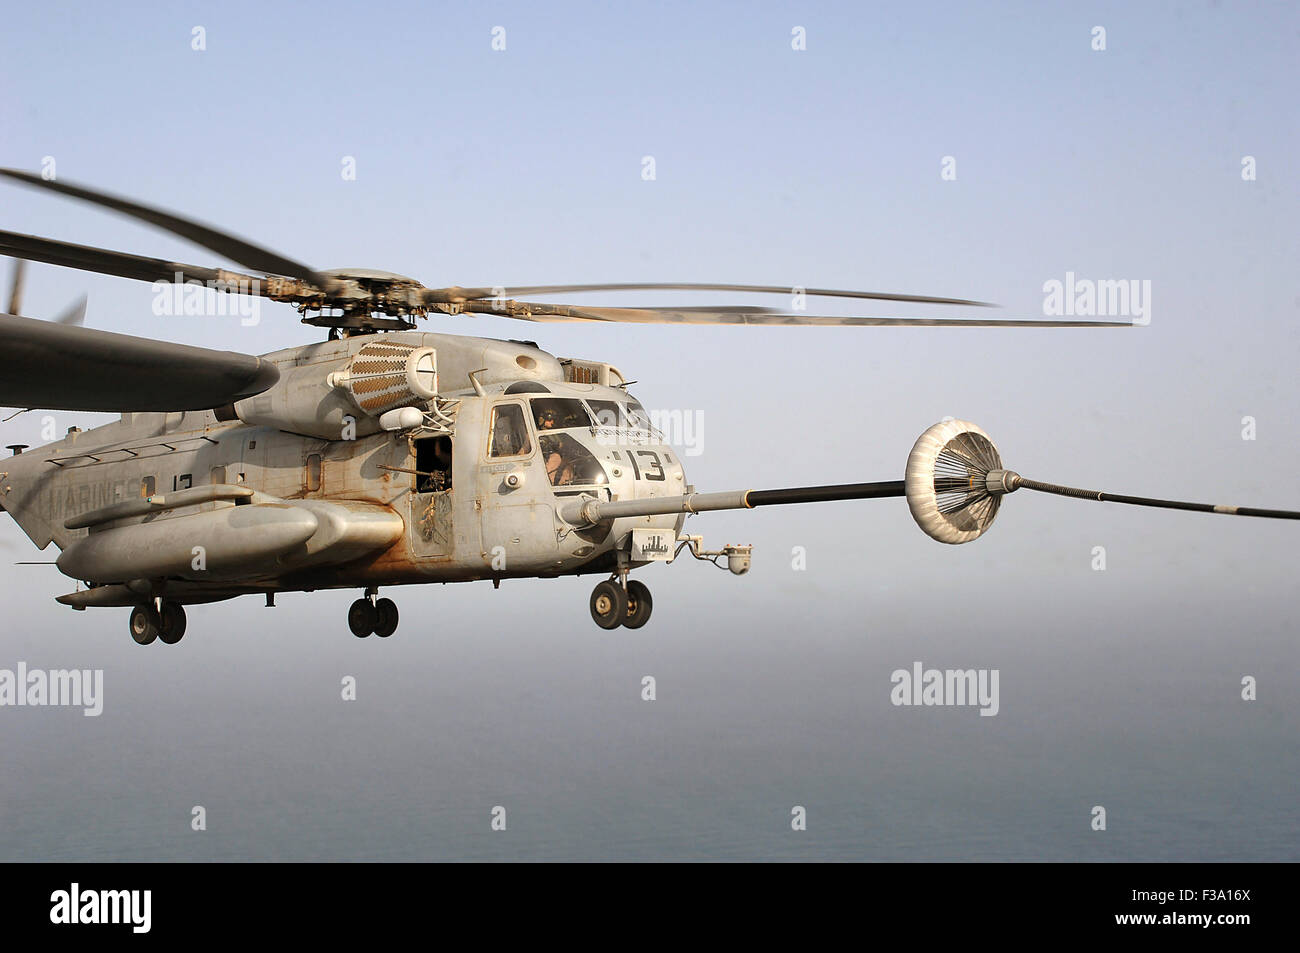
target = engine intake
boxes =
[333,340,438,416]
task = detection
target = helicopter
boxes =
[1,168,1297,645]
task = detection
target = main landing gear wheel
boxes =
[158,602,187,644]
[348,598,377,638]
[129,605,159,645]
[590,580,628,630]
[622,580,653,629]
[373,598,399,638]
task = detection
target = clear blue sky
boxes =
[4,0,1298,623]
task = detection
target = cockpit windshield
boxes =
[624,400,652,431]
[587,398,652,431]
[530,397,591,432]
[587,399,623,429]
[539,432,608,487]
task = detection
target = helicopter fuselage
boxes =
[0,331,687,609]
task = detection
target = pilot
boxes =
[544,439,575,486]
[536,409,558,430]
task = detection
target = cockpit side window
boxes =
[587,399,623,429]
[488,403,531,457]
[624,400,652,431]
[530,397,591,432]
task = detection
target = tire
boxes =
[589,580,628,630]
[129,605,159,645]
[622,580,653,629]
[373,598,399,638]
[348,598,377,638]
[158,602,187,644]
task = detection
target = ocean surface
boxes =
[2,553,1295,862]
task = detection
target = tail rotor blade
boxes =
[7,258,24,315]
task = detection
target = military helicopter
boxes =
[1,169,1296,645]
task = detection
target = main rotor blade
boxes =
[7,259,25,315]
[0,312,279,412]
[428,283,995,307]
[459,300,1130,327]
[0,229,265,292]
[0,169,328,287]
[53,294,88,326]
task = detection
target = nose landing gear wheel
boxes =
[373,598,399,638]
[129,605,159,645]
[348,598,377,638]
[590,580,628,630]
[158,602,187,644]
[622,580,653,629]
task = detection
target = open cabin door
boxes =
[409,434,454,558]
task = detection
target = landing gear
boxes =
[349,590,400,638]
[623,579,653,629]
[158,602,187,644]
[373,598,399,638]
[589,580,627,630]
[129,600,186,645]
[129,605,159,645]
[589,577,654,629]
[348,598,377,638]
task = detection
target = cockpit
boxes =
[586,398,653,431]
[486,392,659,489]
[531,397,591,433]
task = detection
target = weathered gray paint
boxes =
[0,331,682,609]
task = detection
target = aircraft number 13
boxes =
[625,450,665,482]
